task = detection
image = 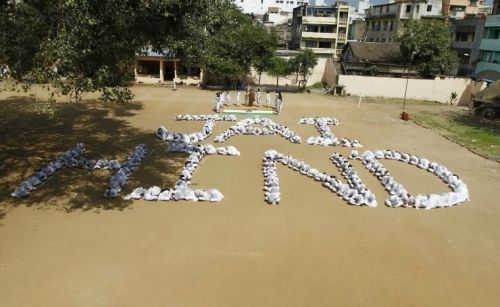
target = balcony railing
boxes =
[302,32,336,39]
[338,33,347,40]
[338,18,348,24]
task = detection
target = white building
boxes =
[364,0,443,43]
[233,0,310,15]
[264,6,293,25]
[350,0,371,20]
[291,2,351,57]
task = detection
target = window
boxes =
[455,32,475,42]
[480,51,500,63]
[456,32,466,41]
[305,25,319,32]
[322,26,334,33]
[371,22,375,31]
[416,5,420,13]
[406,5,412,13]
[318,41,332,48]
[376,21,381,31]
[427,5,432,12]
[381,38,386,42]
[383,21,388,31]
[485,27,500,39]
[379,6,383,13]
[386,5,389,12]
[480,51,492,62]
[305,40,317,48]
[390,21,394,31]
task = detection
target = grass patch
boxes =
[361,96,439,106]
[308,82,324,89]
[413,110,500,162]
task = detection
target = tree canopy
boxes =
[0,0,276,103]
[397,20,458,76]
[267,56,289,87]
[200,3,277,80]
[288,49,318,90]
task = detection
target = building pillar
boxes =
[159,59,164,83]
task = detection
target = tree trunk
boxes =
[258,72,261,87]
[276,76,279,87]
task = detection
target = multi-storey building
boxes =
[450,18,485,75]
[348,0,370,41]
[364,0,443,43]
[475,0,500,75]
[233,0,310,15]
[443,0,487,19]
[290,2,350,57]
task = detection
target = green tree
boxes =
[397,20,458,76]
[267,56,289,87]
[288,49,318,90]
[0,0,235,103]
[200,3,276,83]
[251,30,277,86]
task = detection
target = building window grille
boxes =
[305,40,317,48]
[485,27,500,39]
[319,41,332,48]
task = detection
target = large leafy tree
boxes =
[200,2,277,81]
[267,56,289,87]
[397,20,458,76]
[288,49,318,90]
[0,0,243,103]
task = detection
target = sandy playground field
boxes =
[1,86,499,306]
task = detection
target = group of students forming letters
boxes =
[215,87,283,114]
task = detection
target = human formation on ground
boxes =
[11,115,470,209]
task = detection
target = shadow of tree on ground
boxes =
[0,96,186,219]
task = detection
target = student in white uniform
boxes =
[215,92,222,113]
[220,91,226,106]
[275,91,283,114]
[225,90,231,105]
[236,90,241,106]
[265,90,271,107]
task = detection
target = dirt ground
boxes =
[1,85,499,307]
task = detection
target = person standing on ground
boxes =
[275,91,283,114]
[244,88,249,105]
[249,87,256,107]
[220,91,226,106]
[256,88,261,106]
[226,90,231,106]
[236,90,241,106]
[215,92,221,113]
[265,90,271,107]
